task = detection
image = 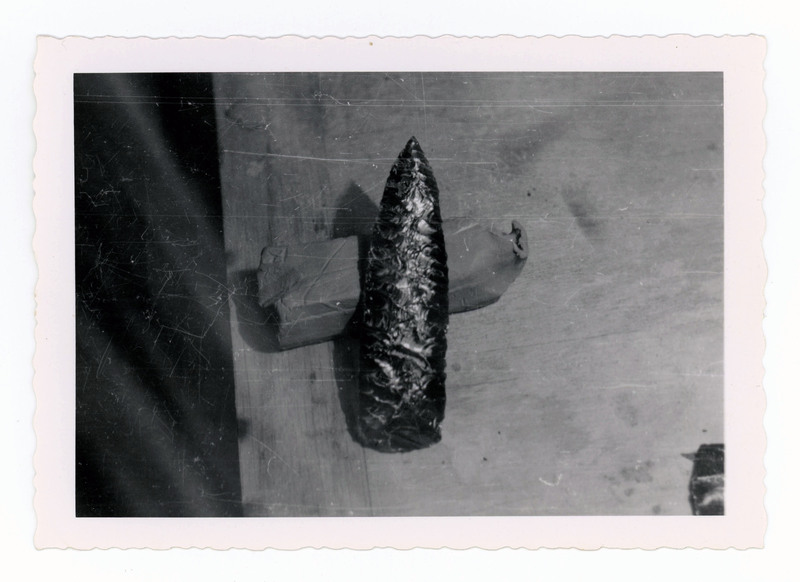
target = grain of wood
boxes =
[214,73,373,516]
[215,72,723,516]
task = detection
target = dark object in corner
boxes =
[356,137,449,453]
[684,443,724,515]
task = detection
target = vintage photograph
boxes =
[74,70,724,517]
[32,35,767,550]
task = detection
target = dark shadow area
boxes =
[332,333,363,445]
[331,182,378,445]
[333,181,379,239]
[74,73,242,516]
[561,182,605,238]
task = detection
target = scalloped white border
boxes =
[32,34,766,550]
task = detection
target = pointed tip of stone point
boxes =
[397,136,431,167]
[403,136,428,160]
[395,137,421,161]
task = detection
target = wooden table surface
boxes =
[212,72,723,516]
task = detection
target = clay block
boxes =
[258,218,528,350]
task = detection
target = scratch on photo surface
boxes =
[539,474,563,487]
[251,436,299,476]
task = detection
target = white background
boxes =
[3,1,796,580]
